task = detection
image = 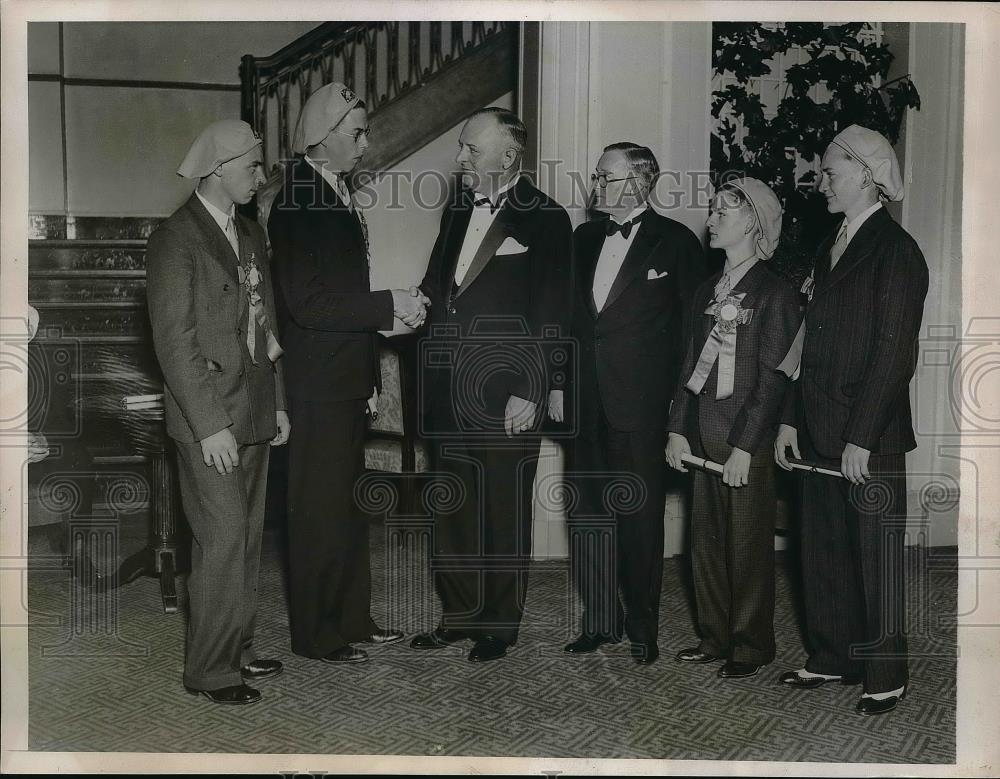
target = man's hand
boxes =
[391,287,429,329]
[841,442,871,485]
[666,432,690,472]
[547,389,564,422]
[723,447,752,488]
[201,427,239,474]
[504,395,537,437]
[774,424,800,471]
[271,410,290,446]
[27,431,50,463]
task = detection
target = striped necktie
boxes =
[829,221,850,270]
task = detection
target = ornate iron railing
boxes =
[240,20,513,173]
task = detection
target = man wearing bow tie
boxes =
[563,143,704,664]
[409,107,573,663]
[267,83,422,665]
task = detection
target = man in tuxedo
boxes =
[774,125,928,715]
[562,143,704,665]
[267,83,424,664]
[146,120,290,705]
[409,107,573,663]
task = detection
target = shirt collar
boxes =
[722,256,760,290]
[474,172,521,207]
[195,190,234,232]
[612,203,650,226]
[304,155,348,200]
[840,200,882,244]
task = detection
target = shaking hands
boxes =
[392,286,431,329]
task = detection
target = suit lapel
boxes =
[581,224,606,320]
[186,194,239,281]
[814,208,889,298]
[601,216,663,313]
[453,206,514,299]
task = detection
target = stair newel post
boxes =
[239,54,258,128]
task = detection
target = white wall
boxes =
[28,21,320,217]
[902,23,965,548]
[530,21,712,558]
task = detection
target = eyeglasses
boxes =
[335,126,372,143]
[591,172,636,188]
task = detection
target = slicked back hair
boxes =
[603,142,660,197]
[469,107,527,157]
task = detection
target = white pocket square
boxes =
[647,269,669,280]
[496,237,529,255]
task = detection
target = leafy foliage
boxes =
[711,23,921,285]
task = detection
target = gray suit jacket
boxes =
[146,194,286,444]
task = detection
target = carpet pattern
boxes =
[24,520,956,762]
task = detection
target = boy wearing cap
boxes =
[666,178,801,679]
[267,83,422,665]
[146,119,290,705]
[774,125,928,715]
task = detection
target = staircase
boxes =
[28,21,519,516]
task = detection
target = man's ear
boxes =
[501,148,517,171]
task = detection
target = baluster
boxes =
[321,44,334,84]
[450,21,466,60]
[342,31,358,94]
[279,77,292,164]
[471,21,486,46]
[386,22,401,101]
[407,21,421,88]
[365,25,378,110]
[429,21,443,74]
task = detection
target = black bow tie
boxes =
[473,193,506,214]
[606,216,640,239]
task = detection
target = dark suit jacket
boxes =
[572,209,705,434]
[267,157,394,403]
[668,261,802,464]
[418,176,573,428]
[146,194,286,445]
[781,206,929,458]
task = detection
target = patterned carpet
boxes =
[24,517,956,762]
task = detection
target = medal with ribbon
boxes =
[685,292,754,400]
[237,252,284,365]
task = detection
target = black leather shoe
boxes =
[362,629,405,645]
[675,647,722,663]
[185,683,261,705]
[630,643,660,665]
[563,634,621,653]
[718,660,761,678]
[779,669,863,688]
[321,645,368,664]
[856,686,907,716]
[241,658,283,681]
[468,636,509,663]
[410,627,467,649]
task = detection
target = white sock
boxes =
[862,685,905,701]
[796,668,841,680]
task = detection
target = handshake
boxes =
[391,286,432,329]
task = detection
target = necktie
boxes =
[829,222,850,270]
[224,216,239,259]
[605,218,636,240]
[714,272,732,300]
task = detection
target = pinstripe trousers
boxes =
[798,431,909,694]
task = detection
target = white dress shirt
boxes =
[592,205,649,311]
[304,155,352,209]
[453,174,521,287]
[195,190,238,258]
[831,200,882,269]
